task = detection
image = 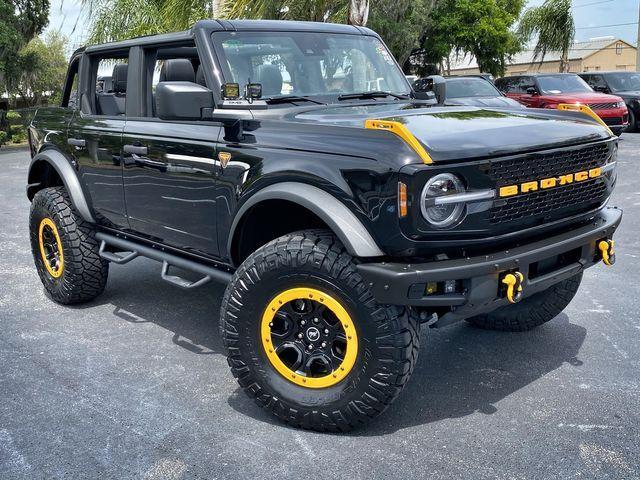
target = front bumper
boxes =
[357,207,622,325]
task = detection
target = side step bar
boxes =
[95,232,233,289]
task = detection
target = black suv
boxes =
[27,20,621,431]
[579,71,640,132]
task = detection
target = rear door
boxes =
[121,45,223,257]
[67,51,129,228]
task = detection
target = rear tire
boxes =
[466,273,582,332]
[29,187,109,304]
[626,109,637,133]
[221,229,420,431]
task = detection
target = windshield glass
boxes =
[537,75,592,94]
[446,77,501,98]
[605,72,640,92]
[211,31,410,99]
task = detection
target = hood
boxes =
[291,103,610,162]
[540,92,623,104]
[446,96,525,109]
[613,90,640,99]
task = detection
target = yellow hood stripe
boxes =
[557,103,614,136]
[365,119,433,164]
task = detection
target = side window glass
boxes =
[94,56,128,116]
[61,59,79,109]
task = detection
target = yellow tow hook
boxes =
[598,239,616,266]
[501,271,524,304]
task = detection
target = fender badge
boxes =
[218,151,232,167]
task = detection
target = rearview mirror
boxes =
[156,82,214,120]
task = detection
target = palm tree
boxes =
[518,0,575,73]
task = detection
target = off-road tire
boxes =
[29,187,109,304]
[220,229,420,432]
[466,272,583,332]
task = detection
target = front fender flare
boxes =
[28,150,95,223]
[229,182,385,260]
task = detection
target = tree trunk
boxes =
[560,48,569,73]
[348,0,369,26]
[211,0,222,17]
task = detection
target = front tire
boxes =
[466,273,582,332]
[220,230,420,431]
[29,187,109,304]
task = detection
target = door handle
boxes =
[68,138,86,148]
[123,144,148,155]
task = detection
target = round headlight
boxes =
[420,173,465,227]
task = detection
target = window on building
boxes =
[616,42,623,55]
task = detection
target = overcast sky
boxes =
[45,0,640,55]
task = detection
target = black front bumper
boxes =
[357,207,622,324]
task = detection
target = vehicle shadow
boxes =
[74,259,586,435]
[228,312,586,435]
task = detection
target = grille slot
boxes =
[490,179,607,224]
[489,142,611,225]
[588,102,619,110]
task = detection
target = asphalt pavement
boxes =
[1,136,639,479]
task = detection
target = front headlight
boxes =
[420,173,466,227]
[617,101,627,109]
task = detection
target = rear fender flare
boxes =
[27,150,95,223]
[228,182,385,261]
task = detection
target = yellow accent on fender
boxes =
[261,287,358,389]
[598,239,616,266]
[557,103,614,136]
[365,119,433,164]
[501,271,524,304]
[38,217,64,278]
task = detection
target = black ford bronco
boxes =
[27,20,621,431]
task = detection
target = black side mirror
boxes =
[156,82,214,120]
[526,86,537,95]
[594,85,609,93]
[413,75,446,104]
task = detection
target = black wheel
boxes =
[29,187,109,304]
[221,230,420,431]
[466,273,582,332]
[626,109,637,133]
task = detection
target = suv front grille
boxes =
[588,102,619,110]
[489,142,611,225]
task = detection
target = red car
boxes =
[496,73,629,136]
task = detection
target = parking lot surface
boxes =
[1,136,639,479]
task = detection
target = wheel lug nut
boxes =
[307,344,313,350]
[324,328,329,334]
[297,333,303,339]
[313,318,319,324]
[321,342,327,348]
[269,322,273,327]
[301,320,306,326]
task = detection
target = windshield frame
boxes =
[536,74,593,95]
[445,77,503,98]
[210,30,412,105]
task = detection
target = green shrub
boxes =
[6,110,21,125]
[11,131,27,144]
[0,131,8,145]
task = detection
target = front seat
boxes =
[256,64,283,97]
[97,64,127,115]
[160,58,195,83]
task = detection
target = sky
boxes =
[45,0,640,55]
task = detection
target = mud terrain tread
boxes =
[221,229,419,431]
[30,187,108,304]
[467,273,582,332]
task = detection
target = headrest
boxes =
[160,59,195,83]
[112,64,128,93]
[195,65,206,87]
[256,64,283,97]
[102,76,113,92]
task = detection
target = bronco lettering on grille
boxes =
[498,167,602,198]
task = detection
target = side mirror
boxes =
[413,75,446,104]
[156,81,214,120]
[594,85,609,93]
[526,86,537,95]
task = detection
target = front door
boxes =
[121,120,223,257]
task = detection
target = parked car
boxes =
[26,20,621,432]
[431,75,524,108]
[579,71,640,132]
[496,73,629,136]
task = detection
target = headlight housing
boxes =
[617,101,627,109]
[420,173,466,228]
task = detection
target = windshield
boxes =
[537,75,592,94]
[446,78,502,98]
[605,72,640,92]
[211,31,410,100]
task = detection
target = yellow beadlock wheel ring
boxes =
[261,287,358,389]
[38,217,64,278]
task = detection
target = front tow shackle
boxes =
[501,271,524,304]
[598,239,616,266]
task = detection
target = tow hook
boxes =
[501,271,524,304]
[598,239,616,266]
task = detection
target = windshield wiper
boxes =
[265,95,325,105]
[338,91,410,101]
